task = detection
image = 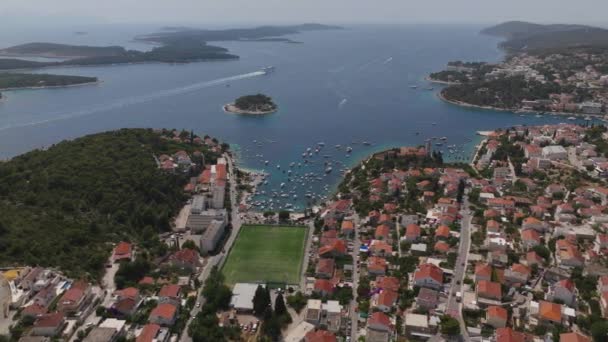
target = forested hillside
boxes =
[0,128,219,279]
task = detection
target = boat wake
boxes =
[0,70,266,132]
[383,57,393,64]
[338,98,348,109]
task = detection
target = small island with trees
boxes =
[224,93,278,115]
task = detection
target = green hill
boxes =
[0,42,127,58]
[481,21,608,53]
[0,128,221,279]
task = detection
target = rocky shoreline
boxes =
[436,88,604,119]
[223,103,276,115]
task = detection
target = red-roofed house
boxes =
[113,241,133,262]
[367,257,387,277]
[158,284,181,306]
[526,251,544,266]
[474,263,492,282]
[319,240,347,258]
[32,312,65,337]
[487,305,508,328]
[521,229,541,249]
[136,324,161,342]
[495,327,531,342]
[375,225,391,241]
[374,290,398,312]
[375,277,400,292]
[57,281,90,314]
[149,303,178,326]
[22,304,47,319]
[476,280,502,301]
[505,264,530,285]
[368,311,391,332]
[341,220,354,237]
[551,279,576,306]
[435,225,450,240]
[434,241,450,253]
[538,301,562,324]
[559,332,591,342]
[522,217,546,232]
[313,279,335,297]
[316,259,336,279]
[168,248,201,272]
[369,240,393,257]
[305,330,337,342]
[413,263,443,290]
[404,224,421,242]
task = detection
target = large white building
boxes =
[199,220,226,253]
[542,145,567,160]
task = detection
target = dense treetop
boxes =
[0,128,220,279]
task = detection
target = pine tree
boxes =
[274,293,287,316]
[253,285,270,316]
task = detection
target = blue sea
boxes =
[0,24,590,211]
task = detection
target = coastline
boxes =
[436,89,604,119]
[223,103,276,115]
[424,76,461,85]
[0,80,101,92]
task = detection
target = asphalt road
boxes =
[444,195,472,341]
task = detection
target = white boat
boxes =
[567,116,576,120]
[262,66,275,74]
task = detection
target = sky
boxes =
[1,0,608,27]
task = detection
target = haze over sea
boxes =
[0,24,589,210]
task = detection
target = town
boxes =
[2,122,608,342]
[430,49,608,117]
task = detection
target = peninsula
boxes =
[224,93,277,115]
[430,21,608,116]
[0,72,98,90]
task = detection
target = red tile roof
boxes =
[487,305,508,320]
[475,263,492,278]
[377,290,398,307]
[115,287,139,300]
[560,332,591,342]
[496,327,530,342]
[405,224,421,237]
[375,277,400,292]
[169,248,199,265]
[316,258,335,275]
[477,280,502,300]
[314,279,335,294]
[35,312,64,328]
[539,301,562,323]
[158,284,181,298]
[414,263,443,284]
[367,257,387,273]
[22,304,47,317]
[114,241,132,259]
[151,303,177,320]
[435,225,450,238]
[137,324,161,342]
[434,241,450,253]
[369,311,391,328]
[375,225,391,240]
[305,330,337,342]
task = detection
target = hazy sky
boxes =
[2,0,608,27]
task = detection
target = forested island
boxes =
[0,72,97,90]
[224,93,277,115]
[0,24,341,71]
[0,24,340,92]
[430,21,608,116]
[0,128,224,279]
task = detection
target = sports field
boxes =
[222,225,307,286]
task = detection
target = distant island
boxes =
[429,21,608,116]
[0,72,97,90]
[0,24,340,93]
[0,24,342,71]
[224,94,277,115]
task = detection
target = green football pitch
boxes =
[222,225,307,286]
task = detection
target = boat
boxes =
[567,116,576,120]
[410,85,418,89]
[362,141,371,146]
[262,66,275,74]
[346,146,353,153]
[325,167,333,173]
